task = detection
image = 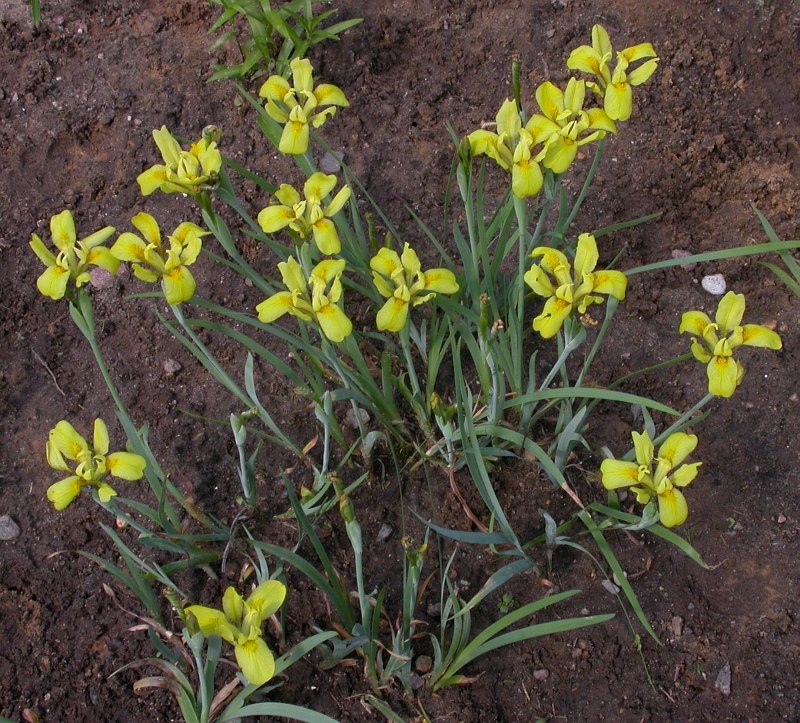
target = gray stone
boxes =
[0,515,21,541]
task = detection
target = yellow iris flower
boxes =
[137,126,222,197]
[370,243,459,332]
[566,24,659,121]
[257,173,351,255]
[526,78,617,174]
[466,98,545,198]
[256,257,352,342]
[601,430,701,528]
[46,419,146,511]
[523,232,627,338]
[679,291,782,398]
[186,580,286,687]
[111,213,208,305]
[259,58,349,155]
[29,210,118,301]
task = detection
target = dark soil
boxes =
[1,0,799,721]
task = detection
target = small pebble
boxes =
[0,515,21,541]
[777,514,787,524]
[414,655,433,674]
[671,249,697,270]
[715,662,732,695]
[602,579,620,595]
[320,150,345,174]
[163,358,182,375]
[533,669,550,681]
[671,615,684,637]
[377,522,394,542]
[345,407,370,429]
[701,274,727,295]
[89,267,116,289]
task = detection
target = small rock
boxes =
[89,267,116,289]
[0,515,21,541]
[320,150,344,174]
[777,514,787,524]
[98,108,115,126]
[377,523,394,542]
[345,407,370,429]
[671,615,684,637]
[671,249,697,270]
[533,669,549,681]
[580,607,590,616]
[602,579,620,595]
[414,655,433,674]
[163,358,182,375]
[714,662,731,695]
[688,602,695,610]
[701,274,727,295]
[789,393,799,402]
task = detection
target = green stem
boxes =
[565,137,605,232]
[512,195,529,391]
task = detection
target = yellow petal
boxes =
[304,172,337,203]
[592,24,612,57]
[377,297,409,332]
[133,265,159,283]
[50,210,77,251]
[30,234,56,266]
[246,580,287,623]
[234,637,275,686]
[543,135,578,174]
[679,310,712,337]
[86,247,120,275]
[628,58,659,86]
[621,43,657,63]
[314,83,349,107]
[566,45,604,77]
[534,82,564,122]
[258,205,297,235]
[532,296,572,338]
[316,303,352,342]
[186,605,238,644]
[90,419,109,456]
[741,324,782,350]
[631,430,654,467]
[36,265,71,300]
[671,462,701,488]
[46,440,70,472]
[278,118,309,155]
[585,108,617,134]
[96,483,118,503]
[325,185,352,217]
[110,233,148,263]
[107,452,146,481]
[162,266,196,305]
[152,126,182,167]
[370,248,402,278]
[310,219,340,255]
[574,234,599,278]
[591,270,627,300]
[256,292,294,323]
[423,269,459,295]
[707,356,739,398]
[131,213,161,246]
[604,83,633,122]
[50,421,88,460]
[278,257,307,292]
[223,587,245,627]
[259,74,290,101]
[511,157,543,198]
[600,459,640,490]
[563,77,586,114]
[715,291,745,334]
[525,115,560,146]
[523,265,554,297]
[137,165,168,196]
[47,477,83,511]
[495,98,521,139]
[290,57,314,93]
[657,487,688,528]
[657,432,697,468]
[530,247,569,274]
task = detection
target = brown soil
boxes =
[1,0,799,721]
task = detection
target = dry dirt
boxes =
[1,0,799,721]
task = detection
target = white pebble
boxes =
[701,273,727,295]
